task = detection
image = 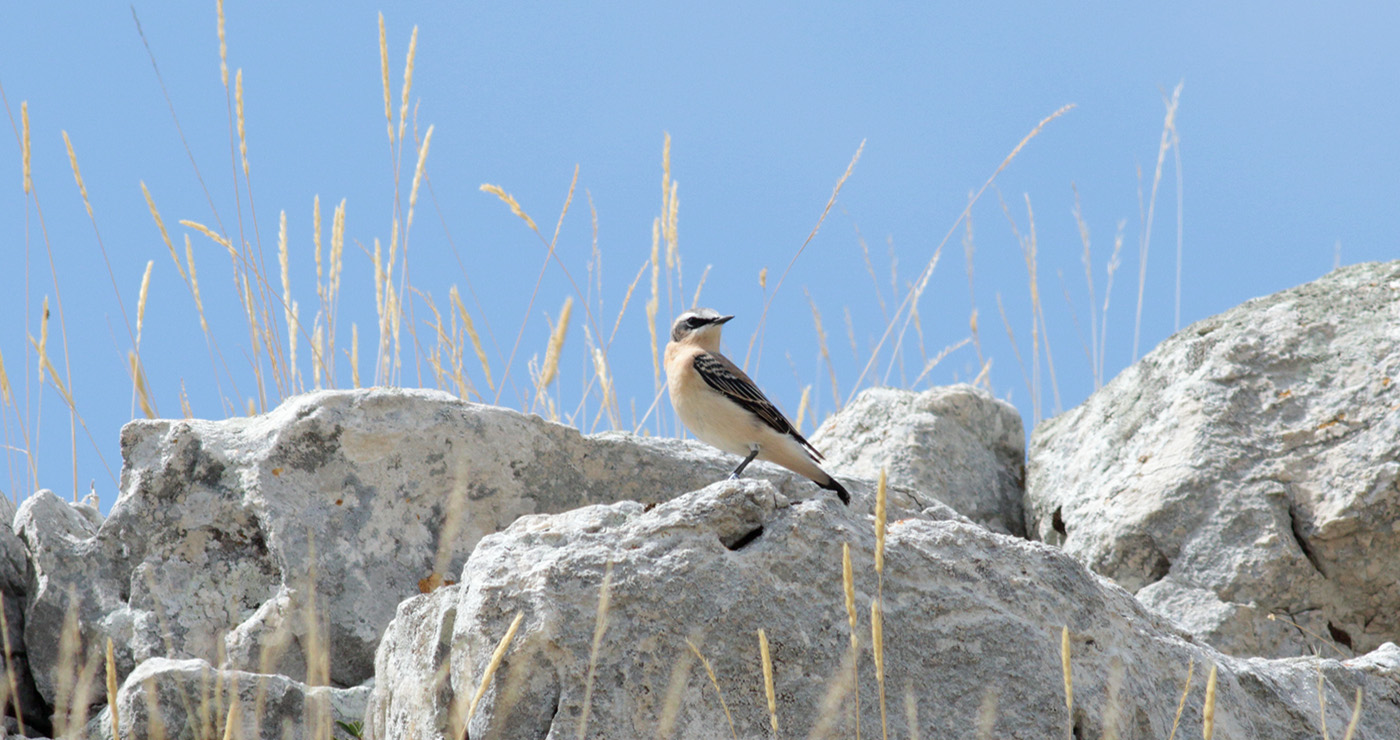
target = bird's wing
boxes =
[692,351,824,461]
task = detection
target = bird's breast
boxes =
[669,370,759,457]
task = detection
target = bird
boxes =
[664,308,850,505]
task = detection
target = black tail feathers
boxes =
[819,475,851,506]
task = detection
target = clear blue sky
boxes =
[2,3,1396,511]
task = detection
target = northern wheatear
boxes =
[664,308,850,505]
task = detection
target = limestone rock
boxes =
[1027,260,1400,658]
[1,493,47,738]
[1135,576,1314,658]
[85,657,370,740]
[19,388,900,729]
[812,384,1025,534]
[16,489,126,727]
[0,494,25,594]
[365,479,1400,740]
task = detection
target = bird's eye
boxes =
[686,317,703,328]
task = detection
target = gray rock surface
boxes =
[1027,260,1400,658]
[17,387,915,733]
[12,255,1400,740]
[365,479,1400,740]
[16,489,124,728]
[85,657,370,740]
[812,384,1026,534]
[1,494,47,738]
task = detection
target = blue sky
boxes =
[2,3,1396,511]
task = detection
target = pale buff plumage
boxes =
[664,308,850,504]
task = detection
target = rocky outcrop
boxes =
[0,493,47,737]
[1027,260,1400,658]
[366,479,1400,739]
[90,658,370,740]
[13,388,922,737]
[812,384,1026,535]
[7,263,1400,737]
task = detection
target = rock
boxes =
[16,489,125,728]
[365,479,1400,740]
[1027,260,1400,658]
[1,494,48,738]
[811,384,1026,534]
[71,494,103,532]
[1134,576,1316,659]
[84,657,370,740]
[362,578,461,739]
[20,388,906,730]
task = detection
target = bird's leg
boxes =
[728,446,760,479]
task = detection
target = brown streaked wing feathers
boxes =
[691,352,825,461]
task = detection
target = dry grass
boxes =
[462,611,525,736]
[104,638,118,737]
[847,104,1074,406]
[806,291,839,410]
[869,599,886,740]
[904,685,921,740]
[1166,656,1193,740]
[220,676,239,740]
[745,140,865,374]
[15,489,1370,740]
[656,643,695,739]
[809,650,858,739]
[1,9,1363,740]
[1132,82,1184,361]
[1319,665,1332,740]
[0,347,11,406]
[1103,657,1124,740]
[1343,689,1364,740]
[21,101,31,194]
[873,468,888,740]
[793,384,812,434]
[646,216,662,409]
[758,629,778,738]
[1203,664,1218,740]
[577,561,614,739]
[685,638,738,740]
[842,542,861,739]
[1061,625,1074,740]
[535,297,574,417]
[479,185,538,234]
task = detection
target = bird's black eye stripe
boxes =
[673,315,706,342]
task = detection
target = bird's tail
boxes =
[819,474,851,505]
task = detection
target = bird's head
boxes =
[670,308,734,349]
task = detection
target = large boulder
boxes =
[85,657,370,740]
[365,479,1400,740]
[15,489,118,735]
[1027,260,1400,658]
[1,493,47,737]
[17,387,919,733]
[812,384,1025,535]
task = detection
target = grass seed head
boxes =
[538,296,573,392]
[397,26,418,143]
[1203,664,1218,740]
[236,69,248,177]
[0,348,11,405]
[1061,626,1073,715]
[480,184,539,232]
[758,629,779,737]
[22,101,31,194]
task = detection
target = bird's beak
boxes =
[714,315,735,325]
